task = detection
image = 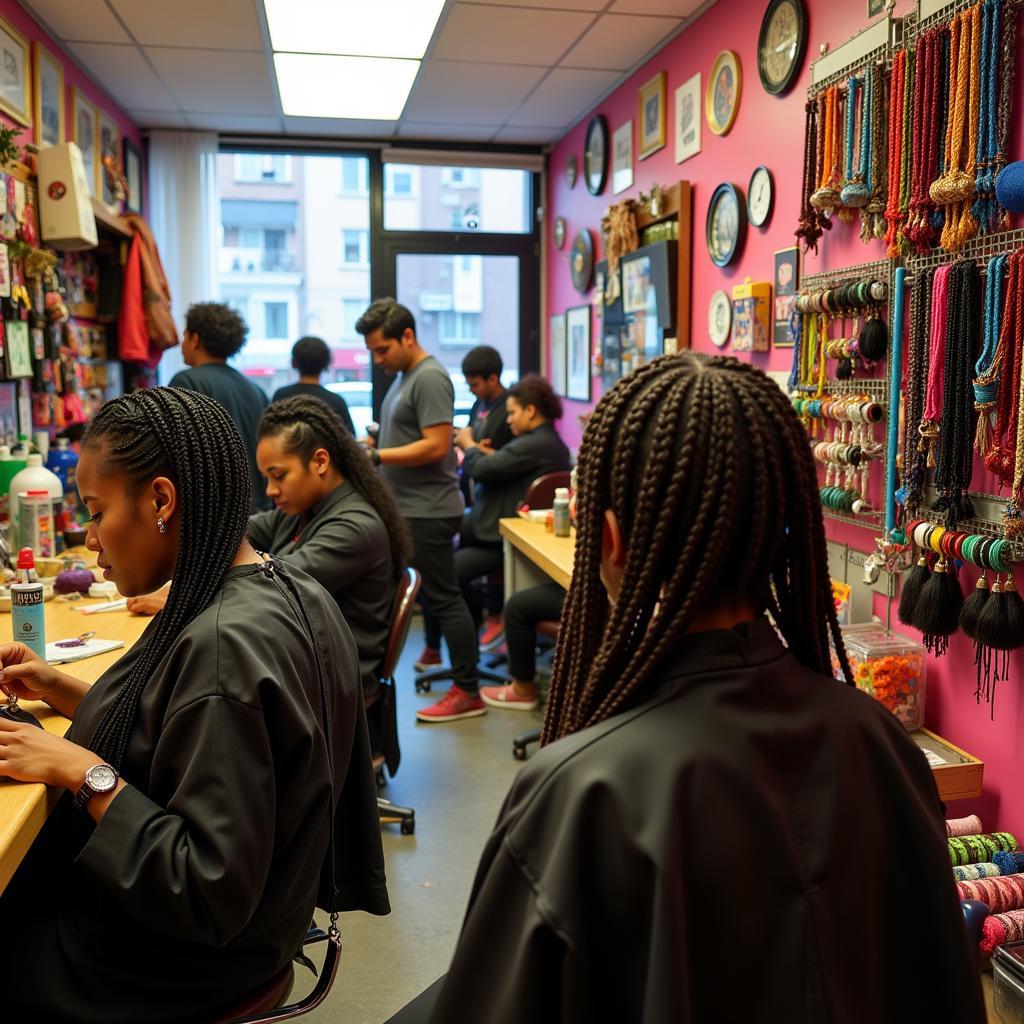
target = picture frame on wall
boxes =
[637,71,666,160]
[123,138,142,214]
[566,305,592,403]
[612,120,633,195]
[5,319,32,379]
[674,72,701,164]
[706,50,742,136]
[867,0,886,15]
[71,89,98,197]
[773,245,801,348]
[549,313,567,397]
[32,42,63,148]
[0,15,30,127]
[98,109,120,208]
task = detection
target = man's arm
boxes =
[378,422,452,467]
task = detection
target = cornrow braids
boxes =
[258,395,412,579]
[81,387,252,770]
[542,354,852,746]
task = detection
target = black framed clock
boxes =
[706,182,746,267]
[757,0,807,97]
[747,165,774,227]
[584,115,608,196]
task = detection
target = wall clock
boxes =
[705,50,742,136]
[566,154,578,189]
[708,290,732,347]
[706,182,746,267]
[571,229,595,293]
[584,115,608,196]
[758,0,807,97]
[747,165,774,227]
[554,216,567,249]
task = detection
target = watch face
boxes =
[747,166,773,226]
[759,0,806,96]
[87,764,117,792]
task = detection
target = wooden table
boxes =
[0,593,149,895]
[499,517,573,597]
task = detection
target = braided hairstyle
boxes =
[258,395,412,579]
[542,353,853,746]
[82,387,252,769]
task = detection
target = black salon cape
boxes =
[427,619,984,1024]
[0,560,389,1024]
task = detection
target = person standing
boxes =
[272,335,356,436]
[356,298,483,723]
[169,302,269,512]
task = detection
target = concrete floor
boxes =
[295,621,544,1023]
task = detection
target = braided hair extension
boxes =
[994,0,1017,227]
[541,354,853,746]
[796,98,823,251]
[900,268,933,512]
[884,50,906,255]
[257,395,412,579]
[81,388,252,770]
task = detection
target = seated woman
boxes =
[452,373,569,640]
[399,354,983,1022]
[0,388,388,1024]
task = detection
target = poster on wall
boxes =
[0,15,30,127]
[32,42,63,148]
[612,121,633,195]
[566,305,592,402]
[637,71,666,160]
[773,246,800,347]
[71,89,97,197]
[675,73,701,164]
[549,313,567,396]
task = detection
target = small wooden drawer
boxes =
[912,728,984,803]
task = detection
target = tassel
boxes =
[975,405,996,457]
[898,555,931,627]
[913,558,963,656]
[961,573,991,704]
[858,317,888,361]
[974,575,1024,715]
[836,357,854,379]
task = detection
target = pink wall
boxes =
[547,0,1024,835]
[0,1,141,171]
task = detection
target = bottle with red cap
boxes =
[11,546,45,658]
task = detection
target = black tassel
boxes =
[973,575,1024,716]
[913,558,963,656]
[960,573,990,640]
[898,555,931,628]
[859,316,888,361]
[836,356,854,379]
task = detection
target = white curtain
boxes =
[146,130,219,383]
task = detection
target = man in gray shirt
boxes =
[357,298,483,722]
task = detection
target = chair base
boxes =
[513,727,541,761]
[379,797,416,835]
[414,664,508,693]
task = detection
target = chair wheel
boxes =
[415,680,431,694]
[401,819,415,835]
[513,745,527,761]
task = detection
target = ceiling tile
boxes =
[459,0,605,8]
[185,112,285,131]
[561,14,679,69]
[404,60,546,124]
[433,5,594,64]
[146,49,277,115]
[110,0,264,49]
[399,121,503,141]
[128,109,192,128]
[282,116,398,137]
[491,125,561,143]
[21,0,130,43]
[508,67,619,127]
[66,42,179,111]
[608,0,706,13]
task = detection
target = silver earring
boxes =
[157,517,167,534]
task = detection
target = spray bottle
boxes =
[11,547,45,658]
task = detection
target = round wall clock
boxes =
[554,216,567,249]
[708,290,732,347]
[706,182,746,267]
[571,229,595,293]
[758,0,807,97]
[747,165,774,227]
[584,115,608,196]
[566,154,578,189]
[705,50,742,136]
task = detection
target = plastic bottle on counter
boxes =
[9,454,62,549]
[47,438,80,519]
[553,487,571,537]
[0,444,24,523]
[18,489,55,558]
[11,547,45,658]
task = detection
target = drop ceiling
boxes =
[21,0,712,145]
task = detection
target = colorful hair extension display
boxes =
[796,99,824,252]
[954,861,1003,881]
[908,28,942,251]
[981,908,1024,953]
[949,831,1019,866]
[956,872,1024,913]
[810,85,842,219]
[973,252,1009,457]
[885,49,912,256]
[994,851,1024,874]
[948,814,985,837]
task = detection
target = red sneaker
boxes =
[479,617,505,651]
[416,686,487,723]
[480,684,538,711]
[414,646,442,672]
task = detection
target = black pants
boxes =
[409,516,479,693]
[505,582,565,682]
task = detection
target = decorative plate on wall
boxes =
[554,216,567,249]
[706,182,746,267]
[584,115,608,196]
[571,229,595,293]
[708,289,732,347]
[747,165,774,227]
[705,50,742,136]
[757,0,807,97]
[566,154,578,189]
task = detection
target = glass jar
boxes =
[841,626,927,732]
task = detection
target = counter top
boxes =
[499,516,574,589]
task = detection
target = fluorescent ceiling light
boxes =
[264,0,446,59]
[274,53,419,119]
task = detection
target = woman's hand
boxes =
[0,719,95,789]
[0,642,61,702]
[127,593,167,616]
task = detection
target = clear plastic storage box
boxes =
[995,941,1024,1024]
[841,625,927,732]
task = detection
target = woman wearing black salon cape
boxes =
[0,388,388,1023]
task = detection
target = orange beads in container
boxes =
[842,626,927,731]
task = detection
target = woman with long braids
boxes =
[395,354,983,1023]
[0,388,388,1022]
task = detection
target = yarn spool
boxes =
[994,851,1024,875]
[947,814,985,838]
[981,908,1024,953]
[949,831,1020,867]
[995,161,1024,213]
[954,862,1003,882]
[956,873,1024,914]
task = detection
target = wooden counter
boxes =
[0,595,148,895]
[499,516,574,595]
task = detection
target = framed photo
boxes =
[98,109,120,207]
[32,42,63,148]
[773,246,801,347]
[674,72,701,164]
[612,120,633,195]
[867,0,886,15]
[71,89,97,197]
[0,15,30,127]
[706,50,742,136]
[123,138,142,214]
[549,313,567,397]
[637,71,666,160]
[5,319,32,379]
[565,305,591,403]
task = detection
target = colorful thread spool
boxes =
[956,873,1024,914]
[954,862,1003,882]
[993,851,1024,875]
[949,832,1020,866]
[947,815,984,837]
[981,908,1024,953]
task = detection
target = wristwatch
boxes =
[73,762,119,812]
[369,448,382,467]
